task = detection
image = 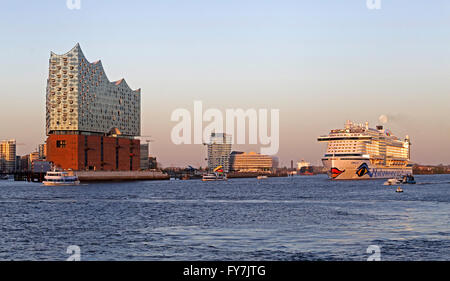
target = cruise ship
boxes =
[318,120,412,180]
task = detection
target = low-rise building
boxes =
[32,161,52,173]
[140,143,149,170]
[230,151,275,172]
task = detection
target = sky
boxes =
[0,0,449,167]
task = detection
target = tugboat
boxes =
[43,170,80,186]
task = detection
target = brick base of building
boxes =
[46,134,140,171]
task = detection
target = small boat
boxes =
[401,175,416,184]
[202,165,227,182]
[396,187,403,193]
[43,171,80,186]
[202,173,227,182]
[384,178,401,186]
[384,174,416,185]
[0,175,9,180]
[257,175,268,180]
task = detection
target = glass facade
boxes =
[207,133,232,173]
[46,44,141,137]
[0,140,16,173]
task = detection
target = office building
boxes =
[206,133,232,173]
[38,144,47,160]
[15,155,21,172]
[20,155,30,172]
[0,139,16,173]
[140,143,149,170]
[230,151,275,172]
[28,152,40,171]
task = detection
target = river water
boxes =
[0,174,448,260]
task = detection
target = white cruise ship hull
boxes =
[322,158,412,180]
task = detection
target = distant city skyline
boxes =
[1,0,449,166]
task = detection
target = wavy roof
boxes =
[51,43,141,93]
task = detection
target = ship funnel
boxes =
[345,120,352,129]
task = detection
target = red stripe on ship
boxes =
[331,168,345,179]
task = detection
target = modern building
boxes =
[15,155,21,172]
[230,151,275,172]
[45,44,141,171]
[206,133,232,173]
[38,144,47,160]
[28,152,40,171]
[0,139,16,173]
[20,155,30,172]
[140,143,149,170]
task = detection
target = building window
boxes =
[56,140,66,148]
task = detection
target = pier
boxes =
[6,170,170,183]
[74,170,170,182]
[11,172,46,182]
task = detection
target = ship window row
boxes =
[324,153,362,157]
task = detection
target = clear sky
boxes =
[0,0,449,167]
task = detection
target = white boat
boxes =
[43,171,80,186]
[1,175,9,180]
[384,178,401,186]
[202,165,228,181]
[257,175,268,180]
[384,175,416,186]
[202,173,227,182]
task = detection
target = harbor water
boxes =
[0,175,449,261]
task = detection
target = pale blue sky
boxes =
[0,0,449,166]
